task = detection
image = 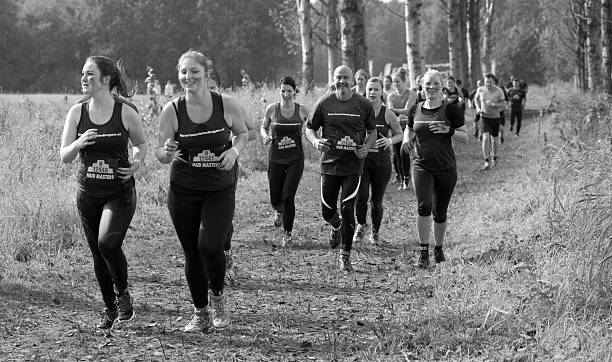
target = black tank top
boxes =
[411,101,456,172]
[269,103,304,165]
[366,105,391,167]
[170,93,234,191]
[77,101,132,197]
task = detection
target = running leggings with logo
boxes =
[412,165,457,223]
[392,142,411,181]
[355,159,392,232]
[77,185,136,310]
[167,183,234,308]
[268,160,304,233]
[321,174,360,252]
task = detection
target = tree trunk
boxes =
[481,0,495,74]
[602,0,611,93]
[573,0,587,90]
[327,0,340,85]
[405,0,424,89]
[459,0,469,84]
[448,0,462,79]
[297,0,314,93]
[339,0,367,72]
[586,0,602,91]
[467,0,482,87]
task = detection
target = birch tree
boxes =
[339,0,367,72]
[602,0,611,93]
[481,0,495,74]
[405,0,424,88]
[297,0,314,93]
[326,0,340,84]
[467,0,482,85]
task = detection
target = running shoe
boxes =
[339,251,353,272]
[184,306,212,333]
[490,158,497,168]
[353,223,366,243]
[97,308,117,330]
[115,292,134,322]
[434,246,446,263]
[281,230,292,247]
[369,231,379,244]
[209,294,230,329]
[273,212,283,227]
[329,226,342,249]
[417,250,430,269]
[481,161,490,170]
[398,181,407,191]
[225,250,233,271]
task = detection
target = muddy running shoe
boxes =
[210,294,230,329]
[434,246,446,263]
[417,250,430,269]
[184,307,212,333]
[481,161,490,170]
[273,212,283,227]
[369,231,379,244]
[353,223,366,243]
[225,250,233,271]
[329,226,342,249]
[280,230,292,247]
[115,292,134,322]
[97,308,117,330]
[339,251,353,272]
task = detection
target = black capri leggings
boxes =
[321,174,360,253]
[77,185,136,311]
[355,158,392,232]
[168,183,234,308]
[267,160,304,233]
[412,165,457,224]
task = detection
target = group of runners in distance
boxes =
[60,50,526,333]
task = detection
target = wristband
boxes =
[231,146,240,156]
[448,128,455,137]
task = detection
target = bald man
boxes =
[306,65,377,271]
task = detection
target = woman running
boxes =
[352,68,369,96]
[260,76,310,246]
[60,56,147,330]
[155,50,248,333]
[354,77,403,244]
[383,75,397,99]
[387,68,416,190]
[403,69,468,268]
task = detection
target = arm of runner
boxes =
[305,100,330,152]
[260,103,274,145]
[220,97,248,171]
[60,104,96,163]
[155,100,181,164]
[118,105,147,180]
[379,108,402,149]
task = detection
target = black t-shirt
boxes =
[442,86,461,104]
[408,101,465,172]
[507,88,526,110]
[307,92,376,176]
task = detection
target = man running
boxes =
[474,73,506,170]
[306,65,377,271]
[507,79,527,136]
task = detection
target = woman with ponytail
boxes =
[60,55,147,330]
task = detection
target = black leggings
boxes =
[510,108,523,134]
[77,185,136,310]
[267,160,304,233]
[412,165,457,223]
[168,183,234,308]
[321,174,360,252]
[392,142,411,181]
[355,158,392,232]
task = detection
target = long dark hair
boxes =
[78,56,137,111]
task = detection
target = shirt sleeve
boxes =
[306,96,324,130]
[445,103,465,129]
[407,104,418,129]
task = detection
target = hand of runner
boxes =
[76,128,98,149]
[429,121,450,134]
[375,137,391,149]
[217,147,239,171]
[314,138,331,152]
[117,159,141,180]
[262,134,272,145]
[354,144,368,159]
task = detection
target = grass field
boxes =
[0,85,610,361]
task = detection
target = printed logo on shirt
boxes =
[179,128,225,138]
[328,112,361,118]
[335,136,357,151]
[277,136,297,149]
[86,159,117,180]
[190,149,221,168]
[78,132,121,138]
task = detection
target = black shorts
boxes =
[480,116,501,137]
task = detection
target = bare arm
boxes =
[60,104,97,163]
[117,106,147,180]
[452,125,468,144]
[260,104,274,145]
[155,100,180,164]
[221,97,249,171]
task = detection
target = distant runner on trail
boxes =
[351,68,369,97]
[353,77,403,244]
[403,69,467,269]
[260,76,310,247]
[507,79,527,136]
[306,65,377,271]
[387,68,417,190]
[155,49,249,333]
[60,55,147,330]
[474,73,507,170]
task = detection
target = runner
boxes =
[354,77,403,244]
[507,78,527,136]
[155,49,249,333]
[305,65,377,271]
[403,69,468,268]
[60,55,147,330]
[474,73,507,170]
[260,76,310,246]
[455,79,470,114]
[383,75,397,99]
[352,68,369,96]
[387,68,417,189]
[469,79,483,138]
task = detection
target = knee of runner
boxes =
[417,203,432,217]
[97,232,124,255]
[433,213,448,224]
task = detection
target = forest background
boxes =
[1,0,573,93]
